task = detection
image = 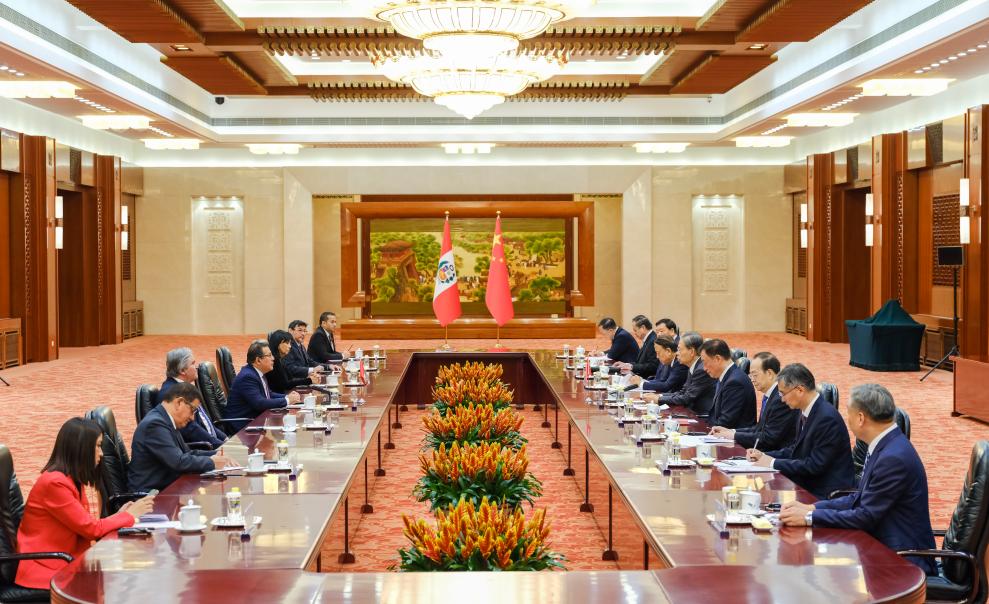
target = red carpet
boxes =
[0,332,980,537]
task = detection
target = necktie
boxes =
[798,414,807,436]
[261,373,271,398]
[760,394,769,415]
[328,331,336,353]
[198,409,216,437]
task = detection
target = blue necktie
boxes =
[760,394,769,416]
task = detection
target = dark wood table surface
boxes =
[50,350,926,603]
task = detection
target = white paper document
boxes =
[714,460,777,473]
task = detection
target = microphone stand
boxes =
[0,374,8,386]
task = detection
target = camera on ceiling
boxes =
[215,96,226,105]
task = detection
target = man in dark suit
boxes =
[700,339,756,429]
[748,363,855,499]
[224,340,300,432]
[285,319,322,379]
[613,315,658,378]
[654,318,679,348]
[712,352,799,451]
[597,317,639,364]
[649,331,716,415]
[157,347,227,449]
[632,337,687,393]
[130,382,233,492]
[780,383,936,574]
[308,311,343,363]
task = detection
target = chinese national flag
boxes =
[485,215,515,326]
[432,216,462,326]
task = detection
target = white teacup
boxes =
[696,443,716,460]
[327,374,339,386]
[283,414,297,430]
[247,452,265,472]
[740,490,762,513]
[302,410,314,425]
[664,418,679,434]
[303,394,316,409]
[179,502,202,530]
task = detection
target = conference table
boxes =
[50,351,926,603]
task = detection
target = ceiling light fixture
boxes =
[79,115,151,130]
[246,143,302,155]
[859,78,952,96]
[171,44,193,52]
[735,136,792,148]
[442,142,495,154]
[366,0,593,60]
[0,81,77,99]
[142,138,201,150]
[373,51,565,119]
[633,142,689,154]
[147,126,174,138]
[785,112,857,127]
[747,43,767,50]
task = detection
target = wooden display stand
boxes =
[953,356,989,422]
[341,316,595,340]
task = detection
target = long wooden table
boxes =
[51,351,925,603]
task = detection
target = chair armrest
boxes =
[187,441,214,451]
[0,551,73,563]
[213,418,252,430]
[108,491,149,514]
[897,548,978,603]
[828,489,858,499]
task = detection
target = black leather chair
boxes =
[818,383,839,410]
[197,362,252,433]
[135,384,159,424]
[736,357,751,376]
[215,347,236,396]
[85,407,146,516]
[730,349,747,362]
[0,445,73,602]
[852,408,911,481]
[899,440,989,603]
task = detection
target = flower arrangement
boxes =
[414,441,542,511]
[432,379,514,416]
[422,403,527,450]
[435,361,503,387]
[398,496,564,571]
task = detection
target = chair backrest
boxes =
[730,349,747,362]
[85,406,130,500]
[818,383,839,410]
[943,440,989,600]
[0,444,25,585]
[736,357,751,375]
[894,407,910,440]
[852,408,913,480]
[135,384,159,424]
[197,361,227,424]
[216,347,236,396]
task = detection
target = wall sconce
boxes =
[54,195,64,250]
[865,193,875,247]
[960,178,971,245]
[799,203,808,249]
[121,204,129,251]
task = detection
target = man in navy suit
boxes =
[711,352,799,451]
[613,315,658,378]
[284,320,322,379]
[130,383,233,492]
[649,331,716,415]
[308,311,343,363]
[632,337,688,393]
[596,317,639,364]
[700,338,756,429]
[157,347,227,449]
[224,340,300,432]
[748,363,854,499]
[780,384,936,574]
[653,318,679,348]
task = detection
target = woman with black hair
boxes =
[267,329,313,393]
[14,418,154,590]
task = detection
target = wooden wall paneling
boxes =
[917,169,934,314]
[80,151,95,187]
[122,193,137,302]
[0,172,10,318]
[870,133,907,313]
[339,204,365,308]
[902,167,920,313]
[829,186,846,341]
[943,114,967,164]
[55,142,71,185]
[95,155,123,345]
[841,188,872,329]
[806,154,833,342]
[792,192,807,299]
[907,127,928,170]
[56,189,100,347]
[962,107,987,361]
[833,149,849,185]
[0,129,20,173]
[9,136,59,363]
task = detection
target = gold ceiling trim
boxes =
[308,85,630,102]
[266,38,674,58]
[307,81,405,89]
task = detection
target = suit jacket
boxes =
[733,385,800,451]
[129,404,216,492]
[630,331,659,378]
[663,359,716,415]
[605,327,639,364]
[813,428,936,574]
[765,397,855,499]
[266,355,312,394]
[307,327,342,363]
[643,359,688,393]
[14,471,134,589]
[224,364,288,432]
[157,377,227,449]
[284,340,318,379]
[709,363,757,429]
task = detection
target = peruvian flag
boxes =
[432,215,462,326]
[485,214,515,326]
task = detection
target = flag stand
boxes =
[494,325,504,349]
[440,325,451,351]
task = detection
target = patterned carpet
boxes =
[0,331,982,546]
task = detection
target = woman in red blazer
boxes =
[15,418,154,590]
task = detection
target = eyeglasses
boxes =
[778,385,801,398]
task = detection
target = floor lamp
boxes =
[921,245,964,382]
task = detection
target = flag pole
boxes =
[496,325,502,348]
[442,325,450,351]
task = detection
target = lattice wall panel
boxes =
[933,193,960,286]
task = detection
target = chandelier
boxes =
[367,0,591,59]
[374,51,565,118]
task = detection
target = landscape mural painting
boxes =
[369,217,568,317]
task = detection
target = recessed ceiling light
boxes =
[15,73,24,77]
[979,44,988,49]
[948,56,958,60]
[747,43,767,50]
[0,66,7,71]
[170,44,192,52]
[914,69,924,74]
[341,59,351,63]
[939,59,949,64]
[958,52,967,57]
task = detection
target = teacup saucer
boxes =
[176,523,207,532]
[244,468,267,475]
